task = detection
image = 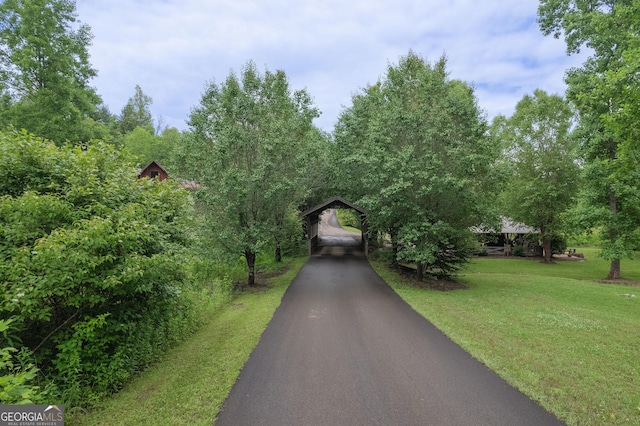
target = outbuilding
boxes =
[138,160,169,181]
[473,217,541,256]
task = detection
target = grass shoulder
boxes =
[70,257,308,426]
[335,209,361,233]
[371,250,640,426]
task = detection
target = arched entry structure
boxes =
[299,196,369,257]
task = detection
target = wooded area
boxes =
[1,0,638,413]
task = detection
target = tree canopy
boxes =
[184,61,322,286]
[538,0,640,278]
[0,0,102,143]
[333,52,500,279]
[118,84,155,135]
[492,90,578,263]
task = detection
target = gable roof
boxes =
[299,196,367,219]
[137,160,168,178]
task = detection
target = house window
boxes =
[150,171,159,179]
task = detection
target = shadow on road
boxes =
[312,209,364,257]
[313,235,364,257]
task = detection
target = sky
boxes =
[76,0,589,133]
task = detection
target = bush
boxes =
[566,229,601,247]
[551,235,568,254]
[513,245,525,257]
[0,319,43,405]
[0,131,194,406]
[335,209,361,229]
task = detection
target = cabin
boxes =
[138,161,168,181]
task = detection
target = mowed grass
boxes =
[69,257,307,426]
[372,248,640,426]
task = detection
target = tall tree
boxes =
[334,52,500,279]
[538,0,640,279]
[0,0,101,143]
[493,90,578,263]
[118,84,154,135]
[185,62,319,286]
[123,126,180,166]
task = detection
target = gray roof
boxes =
[501,218,538,234]
[471,217,538,234]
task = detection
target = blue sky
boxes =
[76,0,588,133]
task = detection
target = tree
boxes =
[0,130,193,403]
[334,52,500,279]
[118,84,154,135]
[123,126,181,167]
[0,0,102,143]
[492,90,578,263]
[538,0,640,279]
[184,62,319,286]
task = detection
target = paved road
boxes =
[215,217,564,425]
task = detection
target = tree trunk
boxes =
[390,228,399,266]
[607,259,621,280]
[245,249,256,287]
[607,182,621,280]
[275,214,283,262]
[606,140,621,280]
[542,235,553,263]
[416,262,424,281]
[275,242,282,262]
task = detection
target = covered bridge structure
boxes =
[299,196,369,257]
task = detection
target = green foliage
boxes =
[184,61,321,285]
[0,319,44,405]
[538,0,640,278]
[550,234,568,254]
[492,90,578,263]
[123,126,180,168]
[0,0,103,143]
[118,85,154,135]
[69,257,307,426]
[334,51,500,278]
[397,220,477,278]
[335,209,361,230]
[0,130,193,406]
[566,229,601,248]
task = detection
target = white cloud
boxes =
[76,0,590,131]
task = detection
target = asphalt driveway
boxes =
[214,248,564,425]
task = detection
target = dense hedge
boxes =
[0,131,194,405]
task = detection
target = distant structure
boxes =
[472,217,541,256]
[138,160,168,181]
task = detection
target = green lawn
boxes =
[372,248,640,426]
[69,258,307,426]
[70,250,640,426]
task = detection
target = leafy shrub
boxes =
[396,222,476,279]
[513,245,525,257]
[0,319,44,405]
[566,229,602,247]
[551,235,568,254]
[0,131,194,406]
[335,209,361,229]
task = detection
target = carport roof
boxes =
[299,196,367,219]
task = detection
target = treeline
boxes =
[1,0,639,411]
[0,0,328,408]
